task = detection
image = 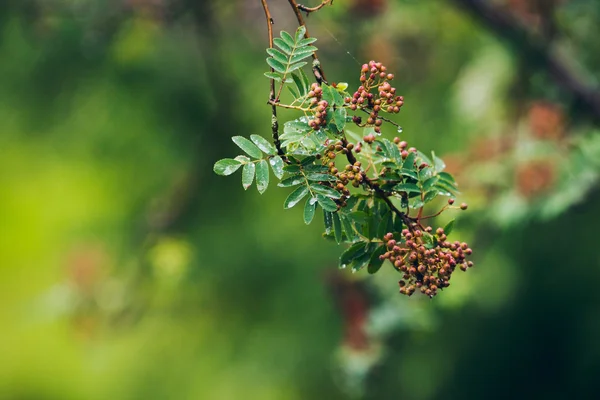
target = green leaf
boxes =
[333,108,347,131]
[283,164,302,173]
[284,185,309,209]
[232,136,263,159]
[431,151,446,172]
[339,241,367,267]
[394,182,421,194]
[422,176,439,191]
[350,250,372,273]
[321,84,344,106]
[403,152,416,169]
[298,37,317,46]
[312,184,342,199]
[306,173,336,182]
[368,245,386,274]
[264,71,282,81]
[256,160,269,194]
[423,190,437,203]
[266,57,286,73]
[348,211,369,224]
[341,215,358,242]
[435,180,459,195]
[444,219,455,235]
[269,156,284,179]
[295,25,307,42]
[286,86,299,99]
[266,48,288,64]
[234,155,250,163]
[416,151,432,166]
[299,69,311,94]
[317,194,338,211]
[333,212,343,243]
[273,38,292,54]
[280,30,296,48]
[287,61,307,73]
[291,72,307,97]
[438,172,457,185]
[323,211,333,234]
[213,159,242,176]
[242,162,255,190]
[400,169,418,180]
[304,165,329,173]
[250,134,277,155]
[278,174,304,187]
[304,197,317,224]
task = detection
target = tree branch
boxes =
[297,0,334,14]
[261,0,286,160]
[286,0,327,84]
[449,0,600,124]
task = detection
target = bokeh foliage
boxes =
[2,0,600,399]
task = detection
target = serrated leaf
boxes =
[269,156,284,179]
[368,245,386,274]
[438,172,457,184]
[301,156,316,165]
[400,169,418,180]
[250,134,277,155]
[304,165,329,173]
[289,51,314,64]
[403,152,416,169]
[295,25,307,42]
[266,48,288,64]
[323,211,333,234]
[213,159,242,176]
[273,38,292,54]
[422,176,439,191]
[317,194,338,212]
[287,86,299,99]
[432,151,446,172]
[278,174,304,187]
[256,159,269,194]
[416,151,432,166]
[304,197,317,225]
[348,211,369,224]
[284,185,309,209]
[306,173,336,182]
[312,184,342,199]
[287,61,307,73]
[444,219,456,235]
[299,69,310,94]
[280,30,296,48]
[283,164,302,172]
[339,241,367,267]
[423,190,437,203]
[435,180,459,195]
[266,57,286,73]
[351,249,372,273]
[234,155,250,163]
[232,136,263,159]
[292,72,307,97]
[298,37,317,46]
[333,108,347,131]
[290,46,317,59]
[394,182,421,194]
[321,84,344,106]
[242,162,255,190]
[264,71,282,81]
[341,215,358,242]
[333,212,343,243]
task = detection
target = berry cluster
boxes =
[307,83,329,130]
[345,61,404,134]
[379,227,473,298]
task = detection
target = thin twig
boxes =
[297,0,333,14]
[260,0,287,160]
[358,108,402,128]
[286,0,327,84]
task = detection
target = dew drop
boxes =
[397,126,404,133]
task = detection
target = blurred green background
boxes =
[2,0,600,399]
